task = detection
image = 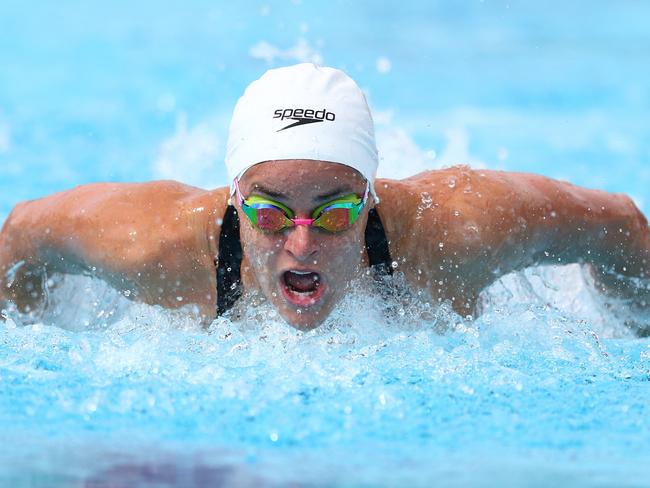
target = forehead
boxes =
[240,159,367,194]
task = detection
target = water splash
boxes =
[2,267,650,486]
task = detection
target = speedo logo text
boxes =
[273,108,336,132]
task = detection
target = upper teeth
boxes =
[291,270,312,275]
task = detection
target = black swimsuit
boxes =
[215,206,393,317]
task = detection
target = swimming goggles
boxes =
[233,178,369,233]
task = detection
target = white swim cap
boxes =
[225,63,379,200]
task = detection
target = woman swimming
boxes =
[1,64,648,329]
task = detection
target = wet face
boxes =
[236,160,370,330]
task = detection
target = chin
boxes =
[279,307,329,331]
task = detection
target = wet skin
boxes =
[1,161,649,328]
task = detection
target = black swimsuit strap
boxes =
[365,207,394,276]
[215,205,393,317]
[215,205,243,316]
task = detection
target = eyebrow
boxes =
[314,187,352,202]
[249,184,354,203]
[250,185,285,199]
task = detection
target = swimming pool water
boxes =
[2,1,650,486]
[2,268,650,487]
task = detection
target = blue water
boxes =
[2,1,650,486]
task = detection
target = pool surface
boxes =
[1,1,650,486]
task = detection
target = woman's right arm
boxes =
[1,181,227,317]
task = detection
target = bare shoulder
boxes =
[375,166,646,313]
[12,180,214,217]
[375,166,567,308]
[376,166,521,239]
[10,180,231,275]
[33,180,216,212]
[377,165,579,232]
[2,180,231,317]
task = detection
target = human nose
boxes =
[283,224,319,261]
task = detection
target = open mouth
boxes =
[281,270,326,307]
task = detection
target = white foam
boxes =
[478,263,635,338]
[249,38,323,65]
[7,262,645,341]
[376,127,435,179]
[376,124,486,179]
[151,113,224,188]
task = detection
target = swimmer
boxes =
[1,64,649,330]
